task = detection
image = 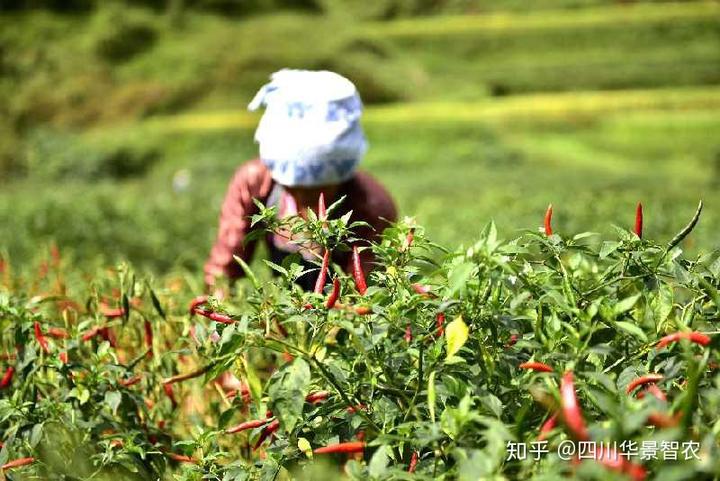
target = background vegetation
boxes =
[1,0,719,276]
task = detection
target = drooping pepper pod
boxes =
[656,331,711,349]
[188,295,209,315]
[625,374,663,394]
[519,361,554,373]
[559,371,589,441]
[537,413,558,441]
[1,457,35,470]
[193,307,234,324]
[120,375,142,388]
[163,383,178,409]
[305,391,330,404]
[254,418,280,450]
[325,278,340,309]
[34,322,50,354]
[408,451,419,472]
[314,249,330,294]
[226,418,272,435]
[352,246,367,295]
[313,441,366,455]
[436,312,445,337]
[0,366,14,389]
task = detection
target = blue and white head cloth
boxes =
[248,69,367,187]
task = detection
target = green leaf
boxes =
[268,358,311,432]
[29,422,44,447]
[615,321,648,342]
[614,293,641,316]
[448,262,475,296]
[146,283,166,320]
[105,391,122,415]
[298,438,312,458]
[244,363,263,408]
[428,371,437,423]
[599,241,621,259]
[446,315,469,359]
[368,446,389,478]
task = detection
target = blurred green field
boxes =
[1,1,719,277]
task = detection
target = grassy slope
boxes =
[1,2,719,275]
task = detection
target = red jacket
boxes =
[205,159,397,287]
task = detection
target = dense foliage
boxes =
[1,200,719,480]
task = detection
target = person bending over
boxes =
[204,69,397,292]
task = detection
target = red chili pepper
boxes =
[657,331,710,349]
[346,404,367,413]
[142,320,153,356]
[647,411,681,428]
[637,383,667,402]
[120,375,141,387]
[538,413,558,441]
[411,283,434,298]
[325,278,340,309]
[404,228,415,251]
[47,327,69,339]
[625,374,663,394]
[544,204,553,236]
[352,246,367,295]
[317,192,327,222]
[82,326,102,342]
[306,391,331,404]
[253,418,280,450]
[404,324,412,343]
[519,361,554,373]
[226,418,271,434]
[188,295,209,315]
[622,462,647,481]
[34,322,50,354]
[1,457,35,470]
[193,308,234,324]
[560,371,589,441]
[505,333,519,348]
[0,366,14,389]
[98,327,118,348]
[100,305,125,319]
[408,451,418,473]
[163,383,178,409]
[436,312,445,337]
[354,305,372,315]
[314,441,366,455]
[59,352,68,364]
[223,380,252,404]
[594,447,647,481]
[166,453,196,464]
[314,250,330,294]
[634,202,643,238]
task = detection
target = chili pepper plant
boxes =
[0,199,719,480]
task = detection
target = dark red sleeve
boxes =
[204,159,274,287]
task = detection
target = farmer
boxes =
[204,69,397,292]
